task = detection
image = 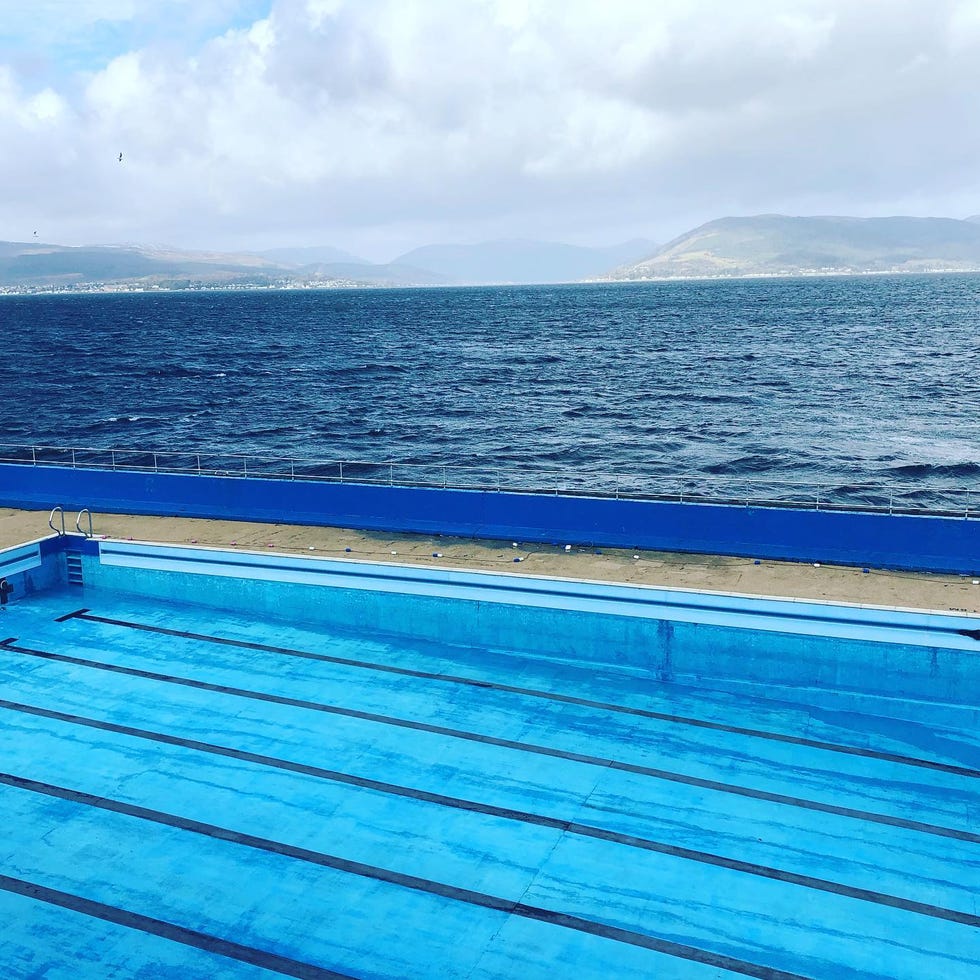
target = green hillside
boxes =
[611,215,980,279]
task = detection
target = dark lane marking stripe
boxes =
[70,611,980,780]
[0,784,807,979]
[2,646,978,846]
[0,694,570,826]
[0,873,351,979]
[3,770,977,928]
[54,608,89,623]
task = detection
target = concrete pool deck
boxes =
[3,507,979,616]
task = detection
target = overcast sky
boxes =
[2,0,979,260]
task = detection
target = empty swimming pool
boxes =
[1,538,978,978]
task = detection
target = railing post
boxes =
[111,450,116,470]
[196,454,201,475]
[243,456,248,478]
[290,460,295,480]
[31,446,37,466]
[71,449,76,468]
[339,462,344,483]
[389,463,393,486]
[153,453,158,472]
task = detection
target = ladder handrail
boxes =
[75,508,94,538]
[48,506,66,536]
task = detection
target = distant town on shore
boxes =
[3,213,980,295]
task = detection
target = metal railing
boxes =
[0,442,976,518]
[48,506,65,535]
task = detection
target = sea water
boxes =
[2,274,979,498]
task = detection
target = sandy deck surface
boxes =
[2,506,978,616]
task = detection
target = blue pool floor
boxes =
[0,587,978,979]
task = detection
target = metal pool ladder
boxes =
[48,506,66,535]
[48,506,94,538]
[66,549,84,587]
[75,509,93,537]
[67,510,93,587]
[48,507,92,586]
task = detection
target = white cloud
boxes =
[949,0,980,45]
[26,89,65,123]
[1,0,978,255]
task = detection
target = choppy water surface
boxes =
[2,276,979,504]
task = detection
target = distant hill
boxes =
[0,237,662,292]
[257,245,370,266]
[608,215,980,280]
[291,261,451,287]
[0,241,447,291]
[14,218,977,291]
[0,242,286,290]
[393,238,658,285]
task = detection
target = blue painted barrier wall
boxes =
[1,462,978,574]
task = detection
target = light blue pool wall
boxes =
[1,462,978,575]
[73,541,980,709]
[0,537,66,602]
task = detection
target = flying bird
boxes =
[118,152,123,162]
